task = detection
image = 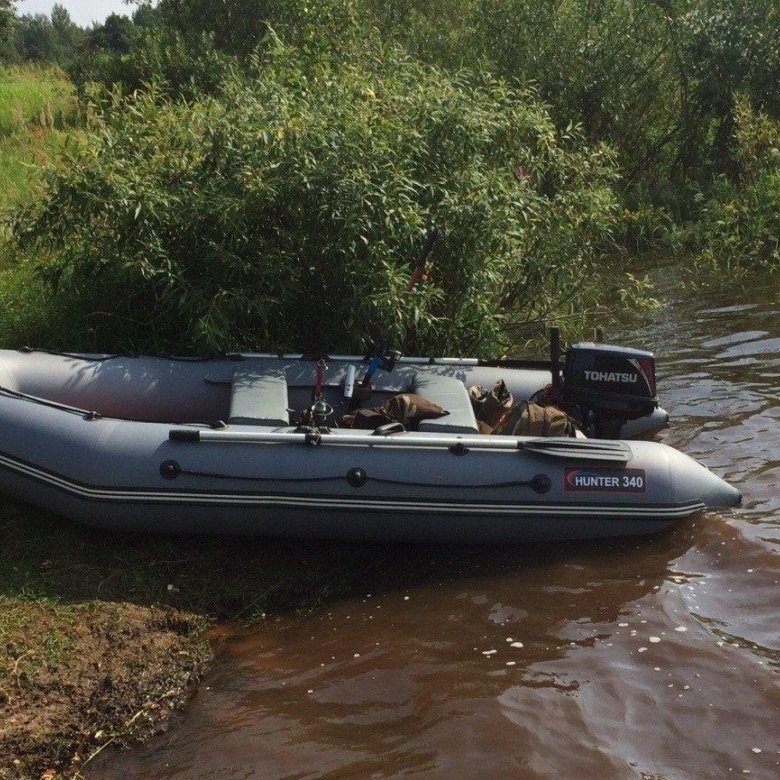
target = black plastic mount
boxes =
[169,429,200,442]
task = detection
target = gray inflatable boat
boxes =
[0,345,740,542]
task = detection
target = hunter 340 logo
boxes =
[564,467,647,493]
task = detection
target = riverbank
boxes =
[0,499,390,778]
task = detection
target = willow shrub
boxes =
[688,97,780,274]
[368,1,780,203]
[11,41,618,355]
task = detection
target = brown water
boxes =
[93,274,779,779]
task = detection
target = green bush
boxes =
[10,40,619,355]
[67,0,362,100]
[687,98,780,273]
[365,1,780,205]
[154,0,360,58]
[68,27,231,101]
[691,175,780,274]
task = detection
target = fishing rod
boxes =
[312,358,327,402]
[346,226,442,405]
[406,225,442,293]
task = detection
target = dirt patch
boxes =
[0,598,210,779]
[0,497,396,778]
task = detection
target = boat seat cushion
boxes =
[229,369,290,426]
[410,372,479,434]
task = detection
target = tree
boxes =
[132,2,159,28]
[0,0,17,60]
[678,0,780,178]
[17,13,57,61]
[88,12,134,54]
[155,0,276,56]
[154,0,359,57]
[50,3,82,61]
[0,0,14,40]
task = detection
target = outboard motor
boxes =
[551,330,658,439]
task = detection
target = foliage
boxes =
[88,12,134,54]
[731,94,780,183]
[67,0,365,100]
[674,0,780,180]
[0,129,76,218]
[356,0,779,277]
[616,205,677,254]
[0,69,80,372]
[4,0,777,338]
[0,65,78,216]
[361,0,476,70]
[0,5,84,66]
[474,2,682,183]
[364,1,780,198]
[0,0,12,40]
[68,26,232,101]
[10,42,619,355]
[688,174,780,274]
[153,0,360,57]
[680,0,780,119]
[687,98,780,273]
[0,64,75,135]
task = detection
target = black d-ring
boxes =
[160,459,181,480]
[530,474,551,494]
[346,467,368,487]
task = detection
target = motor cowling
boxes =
[561,343,658,438]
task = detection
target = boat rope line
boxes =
[0,384,103,418]
[0,385,226,428]
[15,347,248,363]
[0,451,705,520]
[13,347,551,370]
[165,461,552,494]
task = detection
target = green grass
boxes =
[0,127,78,212]
[0,65,76,136]
[0,66,83,355]
[0,65,80,212]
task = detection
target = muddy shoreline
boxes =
[0,500,390,779]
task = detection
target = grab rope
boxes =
[159,459,552,494]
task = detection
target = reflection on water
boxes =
[93,274,780,779]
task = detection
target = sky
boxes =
[16,0,141,27]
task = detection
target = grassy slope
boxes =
[0,66,78,210]
[0,66,74,133]
[0,66,84,355]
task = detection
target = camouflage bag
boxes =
[379,393,448,426]
[342,393,448,430]
[468,379,514,430]
[493,400,575,437]
[341,408,393,430]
